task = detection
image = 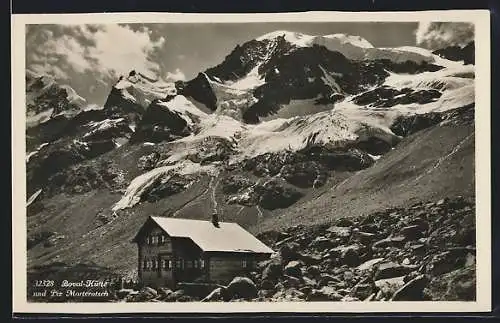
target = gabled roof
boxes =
[133,216,274,254]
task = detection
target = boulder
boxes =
[391,275,429,301]
[306,265,321,278]
[307,286,343,301]
[157,287,174,300]
[302,276,317,288]
[400,225,425,241]
[407,218,430,233]
[283,275,302,289]
[374,262,412,280]
[116,288,134,299]
[274,282,285,291]
[351,282,374,300]
[310,236,335,249]
[318,273,341,287]
[261,259,283,281]
[299,285,313,296]
[341,244,363,267]
[353,230,377,245]
[278,242,301,263]
[326,226,352,239]
[284,260,303,278]
[139,286,158,300]
[372,236,406,249]
[300,253,323,265]
[424,265,475,301]
[425,250,469,276]
[165,289,185,302]
[356,258,385,271]
[201,287,226,302]
[374,276,406,298]
[257,289,273,299]
[260,279,275,291]
[225,277,258,300]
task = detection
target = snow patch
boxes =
[27,189,42,206]
[256,30,315,47]
[384,64,474,90]
[318,65,342,93]
[114,72,177,108]
[156,95,208,125]
[82,118,126,139]
[323,34,374,48]
[368,154,382,161]
[224,65,265,90]
[26,143,49,163]
[112,160,216,211]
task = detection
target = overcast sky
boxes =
[26,22,474,105]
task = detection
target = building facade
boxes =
[133,216,274,288]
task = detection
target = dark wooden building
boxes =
[133,216,274,288]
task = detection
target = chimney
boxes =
[211,212,220,228]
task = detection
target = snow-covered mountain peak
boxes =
[255,30,375,50]
[112,70,177,108]
[256,30,315,47]
[322,34,374,48]
[252,30,437,64]
[25,70,88,128]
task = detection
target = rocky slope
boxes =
[25,31,476,302]
[28,196,475,303]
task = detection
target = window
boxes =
[168,260,173,269]
[176,259,182,269]
[161,259,166,270]
[241,259,247,268]
[194,260,198,269]
[200,259,205,268]
[186,260,192,269]
[160,235,166,245]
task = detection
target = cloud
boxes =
[165,68,186,81]
[415,22,474,50]
[27,24,165,80]
[26,24,168,104]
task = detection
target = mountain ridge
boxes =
[25,30,476,291]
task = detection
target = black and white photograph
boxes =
[12,10,491,313]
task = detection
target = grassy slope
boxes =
[251,120,474,233]
[27,119,474,277]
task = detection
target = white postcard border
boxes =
[12,10,491,313]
